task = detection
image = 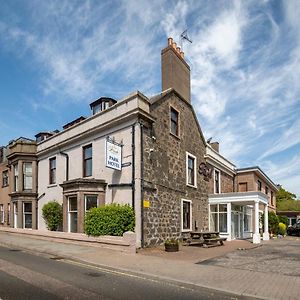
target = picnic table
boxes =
[185,231,226,247]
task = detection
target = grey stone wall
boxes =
[142,91,208,246]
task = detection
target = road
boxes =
[0,245,254,300]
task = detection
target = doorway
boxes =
[231,209,243,239]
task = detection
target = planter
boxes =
[165,243,179,252]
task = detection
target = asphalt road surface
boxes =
[0,245,254,300]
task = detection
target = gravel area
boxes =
[198,236,300,277]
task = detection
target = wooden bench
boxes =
[184,231,226,248]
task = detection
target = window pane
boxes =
[84,145,92,159]
[219,213,227,232]
[183,201,191,230]
[210,213,218,231]
[219,204,227,212]
[24,214,32,229]
[170,108,179,136]
[24,175,32,190]
[85,159,92,177]
[24,203,32,213]
[69,197,77,211]
[85,195,98,211]
[210,205,217,212]
[24,163,32,174]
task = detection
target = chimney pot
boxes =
[168,37,173,46]
[180,51,184,58]
[172,42,177,49]
[176,47,181,53]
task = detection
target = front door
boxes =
[231,211,243,239]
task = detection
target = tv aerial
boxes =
[180,30,192,50]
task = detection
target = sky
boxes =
[0,0,299,197]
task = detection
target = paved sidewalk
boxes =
[0,230,299,300]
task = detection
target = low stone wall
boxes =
[0,227,136,254]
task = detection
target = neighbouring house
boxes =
[205,142,279,243]
[36,38,209,247]
[5,137,38,229]
[0,145,11,227]
[277,211,300,226]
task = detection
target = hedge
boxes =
[42,201,63,231]
[84,203,135,236]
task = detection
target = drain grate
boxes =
[50,256,65,260]
[85,272,104,278]
[9,249,21,252]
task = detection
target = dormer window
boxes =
[90,97,117,115]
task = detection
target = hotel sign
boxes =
[106,137,122,170]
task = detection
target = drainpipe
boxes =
[140,123,144,248]
[60,152,69,181]
[131,124,135,209]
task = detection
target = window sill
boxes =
[182,229,192,232]
[170,132,180,140]
[186,183,197,189]
[47,184,58,188]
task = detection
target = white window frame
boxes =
[186,152,197,188]
[23,162,33,190]
[14,164,18,192]
[84,194,98,212]
[181,199,192,232]
[68,196,78,233]
[209,203,228,234]
[0,204,4,224]
[23,202,32,229]
[214,168,221,194]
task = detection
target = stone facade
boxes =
[142,91,208,246]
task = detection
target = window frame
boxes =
[214,169,221,194]
[0,204,4,224]
[181,199,192,232]
[186,152,197,188]
[209,203,228,234]
[13,164,18,192]
[23,162,33,191]
[257,180,262,191]
[83,144,93,177]
[49,157,56,185]
[23,202,32,229]
[2,170,9,187]
[170,106,180,137]
[84,194,98,212]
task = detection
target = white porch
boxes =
[209,192,269,244]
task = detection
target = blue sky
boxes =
[0,0,299,197]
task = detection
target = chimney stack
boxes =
[161,37,191,102]
[210,142,220,153]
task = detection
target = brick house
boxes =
[0,145,11,227]
[36,38,209,247]
[0,138,38,229]
[206,142,279,243]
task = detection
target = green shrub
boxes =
[268,211,279,234]
[84,204,135,236]
[261,211,279,234]
[42,201,63,231]
[278,215,289,227]
[278,222,287,236]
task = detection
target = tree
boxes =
[276,187,296,204]
[42,201,63,231]
[276,187,300,211]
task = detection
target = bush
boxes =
[84,204,135,236]
[269,211,279,234]
[42,201,63,231]
[278,215,289,227]
[261,211,279,234]
[278,222,287,236]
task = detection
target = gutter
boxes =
[60,152,69,181]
